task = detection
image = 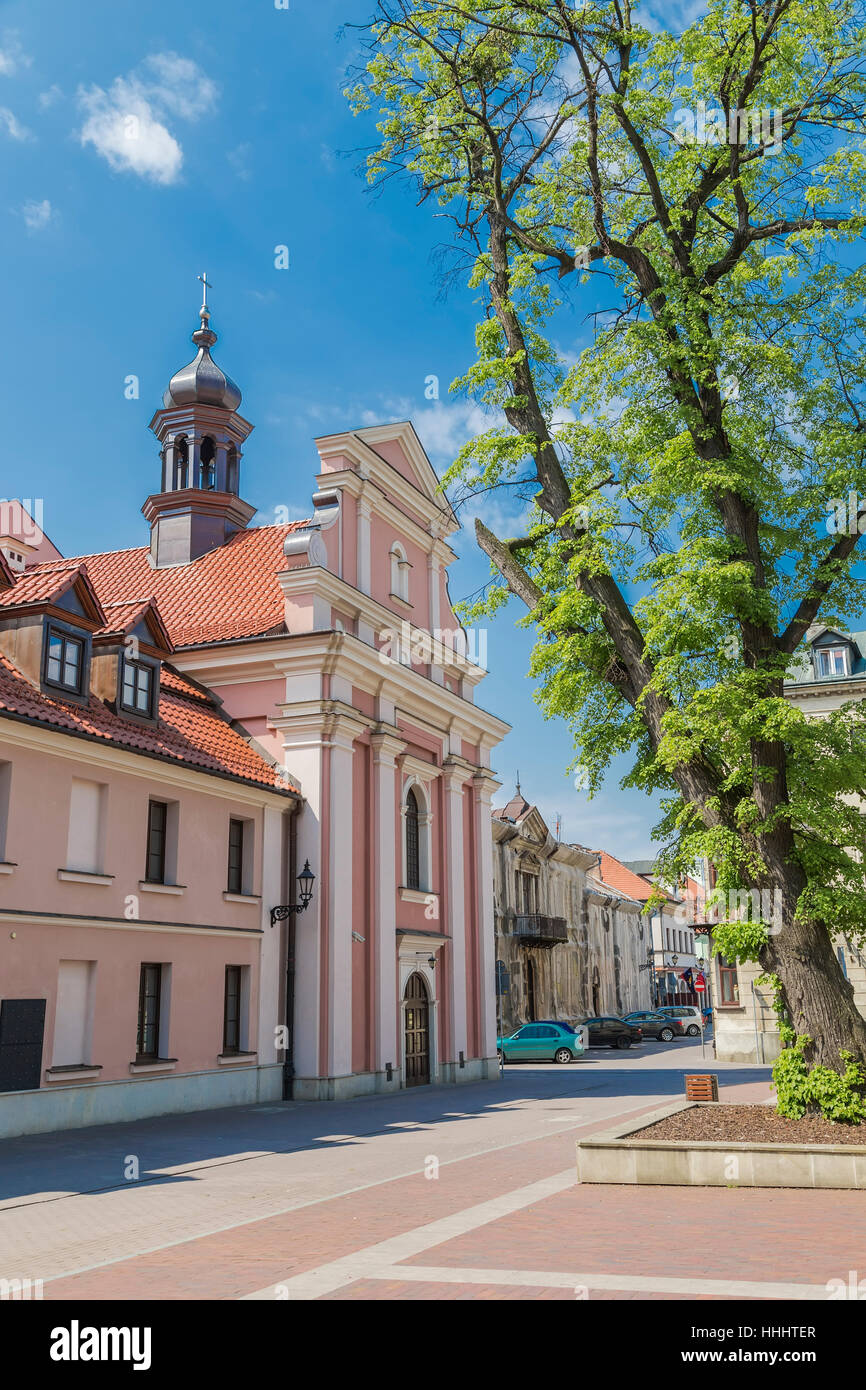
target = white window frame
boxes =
[389,541,411,604]
[816,646,850,678]
[401,777,432,892]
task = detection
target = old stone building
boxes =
[705,624,866,1064]
[492,790,651,1035]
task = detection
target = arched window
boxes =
[200,435,216,490]
[402,779,432,892]
[405,787,420,890]
[174,436,189,490]
[226,444,238,494]
[390,541,410,603]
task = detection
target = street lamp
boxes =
[270,858,316,1103]
[270,860,316,926]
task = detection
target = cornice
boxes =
[320,467,458,564]
[399,752,441,784]
[0,717,297,809]
[0,907,262,938]
[177,629,510,747]
[314,426,458,535]
[275,565,486,685]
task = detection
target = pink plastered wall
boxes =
[370,514,431,628]
[211,678,287,764]
[3,921,260,1081]
[0,734,272,1082]
[352,735,371,1073]
[0,738,269,930]
[463,785,480,1056]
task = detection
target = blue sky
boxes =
[0,0,675,857]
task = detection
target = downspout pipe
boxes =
[283,806,298,1102]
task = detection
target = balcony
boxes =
[513,914,568,947]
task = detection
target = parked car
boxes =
[578,1016,641,1049]
[497,1020,587,1064]
[623,1010,683,1041]
[657,1005,705,1036]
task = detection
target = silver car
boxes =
[657,1005,705,1036]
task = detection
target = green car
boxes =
[496,1020,588,1064]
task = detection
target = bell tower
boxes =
[144,276,256,568]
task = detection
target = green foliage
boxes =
[711,919,768,963]
[351,1,866,1054]
[773,1036,866,1123]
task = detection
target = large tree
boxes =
[350,0,866,1075]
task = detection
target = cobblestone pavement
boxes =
[1,1040,859,1302]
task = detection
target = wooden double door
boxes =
[403,973,430,1087]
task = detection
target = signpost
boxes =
[694,972,707,1058]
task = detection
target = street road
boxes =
[0,1040,858,1301]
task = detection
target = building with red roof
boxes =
[0,288,508,1132]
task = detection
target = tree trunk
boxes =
[762,897,866,1069]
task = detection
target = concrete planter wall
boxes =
[576,1101,866,1190]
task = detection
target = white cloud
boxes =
[0,33,31,77]
[0,106,32,141]
[38,85,63,110]
[228,142,252,180]
[20,198,53,230]
[354,394,493,465]
[78,52,218,185]
[140,53,218,120]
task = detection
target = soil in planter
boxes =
[632,1104,866,1146]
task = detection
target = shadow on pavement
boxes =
[0,1054,771,1207]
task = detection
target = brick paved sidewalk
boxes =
[5,1054,843,1304]
[29,1073,851,1304]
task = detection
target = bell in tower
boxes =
[144,276,256,568]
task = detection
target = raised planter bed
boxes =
[576,1101,866,1189]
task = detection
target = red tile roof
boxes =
[0,651,297,795]
[0,562,105,617]
[32,522,309,648]
[594,851,676,903]
[94,598,173,651]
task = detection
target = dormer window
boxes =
[119,655,158,720]
[816,646,850,678]
[121,658,156,717]
[44,626,85,695]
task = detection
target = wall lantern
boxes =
[270,859,316,927]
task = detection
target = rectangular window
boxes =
[136,963,162,1060]
[227,819,245,895]
[837,945,848,979]
[223,965,242,1054]
[816,647,849,677]
[45,627,85,694]
[145,801,168,883]
[121,660,155,717]
[718,955,740,1005]
[0,761,10,862]
[52,961,96,1066]
[66,779,106,874]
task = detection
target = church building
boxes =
[0,289,508,1130]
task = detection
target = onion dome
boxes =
[163,301,242,412]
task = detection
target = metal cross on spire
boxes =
[197,272,213,309]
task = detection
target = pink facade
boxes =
[0,305,508,1132]
[0,649,296,1136]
